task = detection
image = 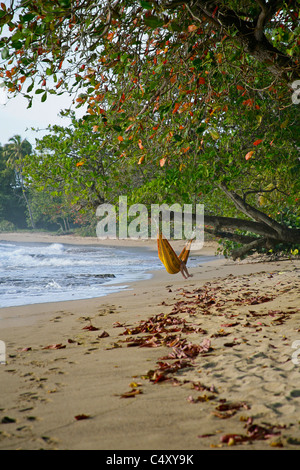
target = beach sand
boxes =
[0,232,300,450]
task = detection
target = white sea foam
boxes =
[0,241,163,307]
[45,279,63,290]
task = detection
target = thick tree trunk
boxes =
[218,183,300,244]
[197,183,300,258]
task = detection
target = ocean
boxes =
[0,241,213,308]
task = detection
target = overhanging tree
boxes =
[0,1,299,256]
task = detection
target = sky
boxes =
[0,0,77,147]
[0,87,85,147]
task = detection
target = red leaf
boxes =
[172,102,180,114]
[212,5,218,17]
[253,139,263,146]
[242,98,253,107]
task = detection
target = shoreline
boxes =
[0,231,219,319]
[0,230,217,255]
[1,231,300,450]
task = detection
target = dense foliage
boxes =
[0,1,299,256]
[0,138,30,230]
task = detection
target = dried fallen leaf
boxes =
[220,433,247,444]
[42,343,66,350]
[97,331,110,338]
[188,394,216,403]
[212,409,237,419]
[120,389,143,398]
[82,324,99,331]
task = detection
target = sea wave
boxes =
[0,240,209,308]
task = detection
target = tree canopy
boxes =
[0,0,299,257]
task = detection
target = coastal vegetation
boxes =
[0,1,299,257]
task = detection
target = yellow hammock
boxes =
[157,232,193,279]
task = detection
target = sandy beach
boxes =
[0,231,300,450]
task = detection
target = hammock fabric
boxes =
[157,232,193,275]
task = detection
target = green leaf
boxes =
[209,129,220,140]
[169,21,181,32]
[41,92,47,102]
[26,82,34,93]
[196,124,206,134]
[140,1,153,9]
[58,0,71,6]
[1,46,9,60]
[21,13,36,22]
[12,40,22,50]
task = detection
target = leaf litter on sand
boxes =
[119,388,143,398]
[42,343,66,350]
[113,273,299,446]
[74,414,91,420]
[118,381,143,398]
[219,417,286,446]
[212,400,251,419]
[82,323,99,331]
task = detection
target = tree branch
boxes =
[203,214,281,238]
[204,226,258,244]
[185,0,299,82]
[218,182,288,237]
[231,237,266,260]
